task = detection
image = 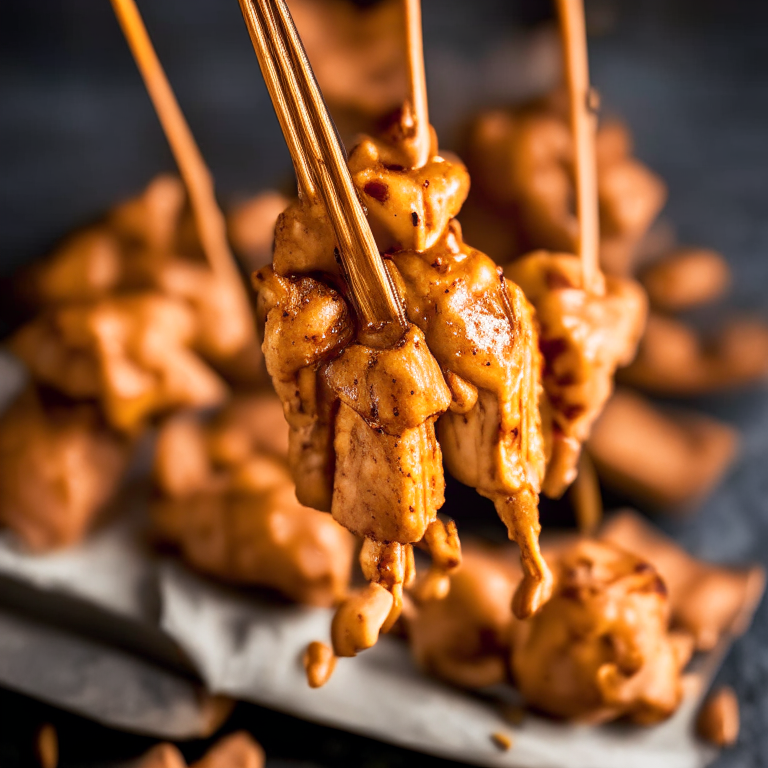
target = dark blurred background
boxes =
[2,0,768,766]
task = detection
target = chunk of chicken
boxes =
[271,127,469,278]
[23,175,264,387]
[512,540,692,724]
[12,293,227,433]
[272,197,341,279]
[507,250,647,497]
[348,128,470,254]
[462,96,667,274]
[392,224,551,618]
[323,324,451,542]
[152,405,354,608]
[601,511,765,651]
[324,324,451,633]
[254,266,354,510]
[0,388,131,551]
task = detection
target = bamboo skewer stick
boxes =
[569,451,602,535]
[403,0,431,168]
[265,0,407,338]
[238,0,315,199]
[110,0,254,336]
[238,0,406,340]
[555,0,603,295]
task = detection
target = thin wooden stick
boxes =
[268,0,407,337]
[238,0,315,199]
[556,0,602,295]
[404,0,430,168]
[569,451,602,535]
[110,0,254,332]
[239,0,406,340]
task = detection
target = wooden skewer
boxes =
[238,0,315,199]
[569,451,602,535]
[555,0,603,295]
[403,0,430,168]
[110,0,254,338]
[239,0,406,340]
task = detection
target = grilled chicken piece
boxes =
[271,115,469,280]
[12,293,226,433]
[254,269,453,660]
[601,511,765,652]
[324,323,451,635]
[512,540,692,725]
[349,128,470,254]
[324,324,451,541]
[23,175,264,387]
[254,266,354,510]
[507,251,647,498]
[462,96,666,274]
[272,197,341,279]
[0,388,131,551]
[391,223,551,618]
[153,403,354,608]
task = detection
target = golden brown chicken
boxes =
[601,511,765,651]
[23,175,266,389]
[254,267,355,511]
[507,251,647,498]
[152,397,355,608]
[408,544,520,689]
[0,388,132,551]
[257,262,453,636]
[409,527,762,722]
[462,95,667,275]
[12,292,227,433]
[256,106,555,657]
[392,222,551,617]
[512,539,692,724]
[348,125,470,253]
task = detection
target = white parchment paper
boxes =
[0,509,722,766]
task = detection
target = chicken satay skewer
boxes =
[273,0,466,622]
[109,0,255,354]
[240,0,406,342]
[403,0,430,168]
[555,0,604,296]
[241,0,454,683]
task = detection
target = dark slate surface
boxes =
[1,1,768,766]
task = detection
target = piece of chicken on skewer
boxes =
[266,0,552,618]
[391,222,551,617]
[240,0,456,675]
[507,252,646,497]
[333,0,552,616]
[505,0,647,499]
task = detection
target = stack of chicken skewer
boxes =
[236,0,654,686]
